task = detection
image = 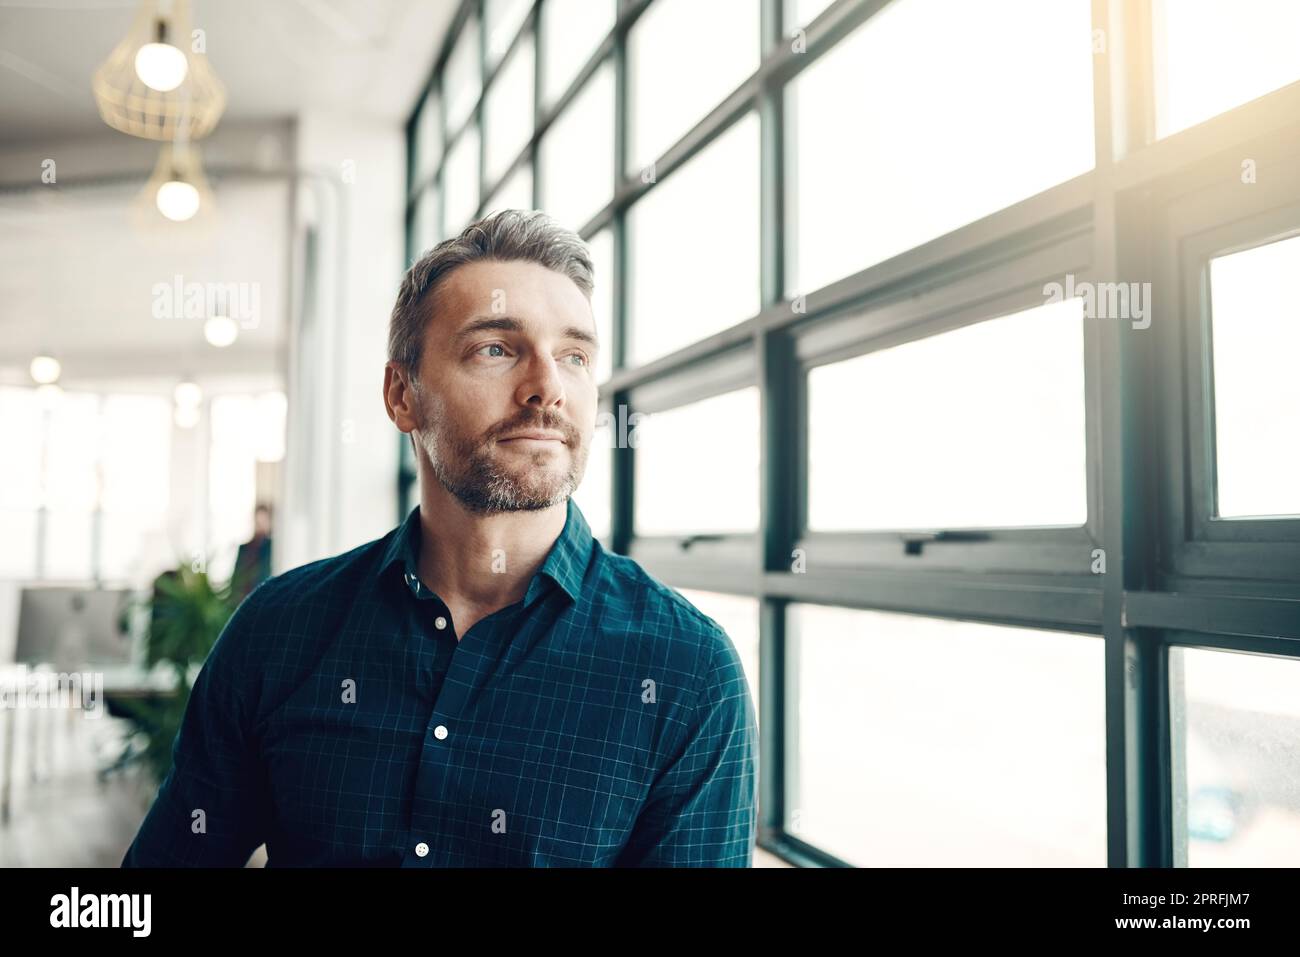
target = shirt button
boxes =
[415,842,429,858]
[434,616,447,630]
[433,725,448,740]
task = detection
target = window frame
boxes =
[1153,143,1300,590]
[1162,629,1300,867]
[790,216,1102,579]
[403,0,1300,870]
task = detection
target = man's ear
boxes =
[383,361,420,435]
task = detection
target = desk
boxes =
[0,665,176,824]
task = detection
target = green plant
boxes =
[113,565,239,788]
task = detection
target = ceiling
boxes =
[0,0,457,389]
[0,0,458,144]
[0,176,291,387]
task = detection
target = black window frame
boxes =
[402,0,1300,868]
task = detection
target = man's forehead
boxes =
[446,259,583,296]
[433,260,595,339]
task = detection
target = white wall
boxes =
[278,110,402,571]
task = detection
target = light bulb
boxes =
[30,355,61,384]
[174,381,203,407]
[156,180,200,221]
[134,41,188,92]
[204,315,238,348]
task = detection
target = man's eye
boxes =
[568,353,589,367]
[476,343,507,358]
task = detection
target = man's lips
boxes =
[499,431,566,443]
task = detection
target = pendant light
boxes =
[92,0,225,142]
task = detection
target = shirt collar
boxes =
[378,497,593,608]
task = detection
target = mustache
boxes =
[491,413,577,443]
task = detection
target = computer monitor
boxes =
[13,586,135,669]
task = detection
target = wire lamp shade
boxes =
[92,0,226,142]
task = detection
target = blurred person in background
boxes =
[231,504,273,601]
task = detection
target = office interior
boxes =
[0,0,1298,869]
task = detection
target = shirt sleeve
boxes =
[121,598,269,867]
[615,631,759,867]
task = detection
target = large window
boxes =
[1152,0,1300,138]
[484,35,534,188]
[789,607,1106,867]
[633,387,760,535]
[785,0,1095,296]
[626,0,760,174]
[0,388,169,582]
[0,386,283,587]
[806,297,1088,532]
[1171,645,1300,867]
[627,113,761,364]
[539,59,614,233]
[406,0,1300,868]
[1206,235,1300,519]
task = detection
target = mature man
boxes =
[122,209,758,867]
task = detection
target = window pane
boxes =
[587,228,614,385]
[483,163,533,216]
[443,124,481,232]
[807,297,1087,531]
[100,511,163,583]
[44,392,100,511]
[412,187,441,257]
[634,387,759,535]
[789,605,1105,866]
[0,510,38,578]
[252,391,287,463]
[0,387,43,510]
[486,0,531,71]
[675,589,760,727]
[45,510,94,580]
[1154,0,1300,139]
[484,35,534,188]
[100,395,170,516]
[414,92,442,186]
[628,0,760,172]
[628,114,760,365]
[98,395,171,582]
[1172,647,1300,866]
[1208,235,1300,518]
[542,0,616,108]
[445,16,481,136]
[573,418,611,540]
[209,396,260,584]
[786,0,1094,296]
[540,59,614,233]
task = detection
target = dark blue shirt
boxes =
[121,498,758,867]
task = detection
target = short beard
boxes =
[411,385,585,515]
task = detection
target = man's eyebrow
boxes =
[453,315,599,348]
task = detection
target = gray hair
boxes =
[387,209,595,378]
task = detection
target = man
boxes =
[230,503,273,602]
[122,209,758,867]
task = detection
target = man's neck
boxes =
[415,481,568,612]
